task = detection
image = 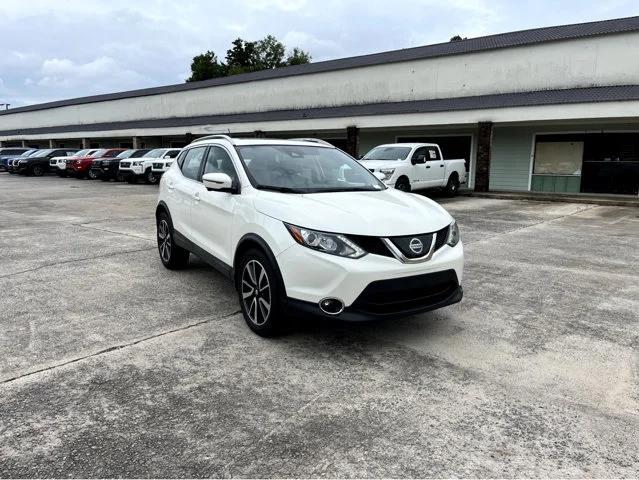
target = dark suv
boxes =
[91,149,150,181]
[15,149,79,176]
[0,148,36,172]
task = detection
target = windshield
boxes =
[89,149,108,157]
[31,149,55,158]
[72,149,92,157]
[362,146,412,161]
[143,149,166,158]
[22,150,37,156]
[116,150,136,159]
[236,145,386,193]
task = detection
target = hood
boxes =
[253,189,452,236]
[359,159,407,171]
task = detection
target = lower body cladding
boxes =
[277,242,464,321]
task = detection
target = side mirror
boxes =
[202,172,236,193]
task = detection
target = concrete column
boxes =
[345,126,360,158]
[48,139,55,148]
[132,136,142,149]
[474,122,493,192]
[81,138,90,149]
[21,140,28,148]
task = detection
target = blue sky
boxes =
[1,0,638,107]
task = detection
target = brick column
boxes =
[185,133,193,145]
[474,122,493,192]
[345,126,360,158]
[81,138,90,149]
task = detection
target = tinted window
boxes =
[131,149,150,158]
[411,147,428,163]
[165,150,180,158]
[203,146,237,182]
[181,147,206,181]
[426,147,441,161]
[103,150,121,158]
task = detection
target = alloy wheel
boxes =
[241,260,271,326]
[158,219,172,263]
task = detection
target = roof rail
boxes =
[289,138,334,147]
[191,134,235,145]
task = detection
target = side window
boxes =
[411,147,427,164]
[165,150,180,158]
[180,147,206,181]
[426,147,441,161]
[176,150,188,168]
[203,146,238,182]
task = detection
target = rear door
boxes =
[169,146,207,238]
[423,146,446,187]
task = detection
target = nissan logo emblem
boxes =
[409,238,423,255]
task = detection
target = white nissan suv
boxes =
[156,136,463,336]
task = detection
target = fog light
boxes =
[319,298,344,315]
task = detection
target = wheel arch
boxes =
[233,233,287,296]
[155,201,171,222]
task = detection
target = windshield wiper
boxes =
[255,185,305,193]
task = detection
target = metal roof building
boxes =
[2,16,639,195]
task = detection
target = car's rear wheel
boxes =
[237,249,285,337]
[31,165,44,176]
[88,169,99,180]
[444,173,460,196]
[395,177,411,192]
[157,212,189,269]
[115,172,125,182]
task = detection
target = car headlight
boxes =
[285,223,366,259]
[446,220,460,247]
[378,168,395,181]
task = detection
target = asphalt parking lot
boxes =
[0,173,638,477]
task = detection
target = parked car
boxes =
[51,149,98,177]
[1,149,38,172]
[15,148,79,176]
[359,143,467,195]
[91,149,150,181]
[120,148,182,184]
[68,148,125,179]
[150,149,182,177]
[156,136,463,336]
[0,147,30,171]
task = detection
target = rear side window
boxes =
[426,147,441,161]
[181,147,206,181]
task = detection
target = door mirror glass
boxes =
[203,172,234,192]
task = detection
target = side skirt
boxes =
[173,230,234,282]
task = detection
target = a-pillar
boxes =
[81,138,90,149]
[474,122,493,192]
[345,126,360,158]
[132,136,142,149]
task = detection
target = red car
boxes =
[70,148,125,179]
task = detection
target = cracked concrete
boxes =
[0,174,637,477]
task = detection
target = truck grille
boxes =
[120,162,131,168]
[152,162,163,169]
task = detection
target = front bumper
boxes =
[276,241,464,318]
[120,165,144,175]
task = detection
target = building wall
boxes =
[2,32,639,132]
[490,121,639,191]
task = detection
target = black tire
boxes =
[115,172,125,182]
[57,171,67,177]
[237,249,285,337]
[145,168,159,185]
[88,169,99,180]
[444,173,460,197]
[100,176,111,182]
[395,177,411,192]
[157,212,190,270]
[31,165,44,177]
[125,175,138,184]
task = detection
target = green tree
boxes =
[449,35,467,42]
[287,47,312,65]
[187,35,311,82]
[186,50,227,82]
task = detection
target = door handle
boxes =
[166,181,175,190]
[426,165,431,169]
[440,164,444,168]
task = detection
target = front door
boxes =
[423,146,446,187]
[171,146,207,237]
[190,146,239,265]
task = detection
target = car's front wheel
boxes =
[237,249,284,337]
[88,169,99,180]
[157,212,190,269]
[31,165,44,176]
[395,177,411,192]
[145,169,159,185]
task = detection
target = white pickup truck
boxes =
[119,148,182,184]
[359,143,467,195]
